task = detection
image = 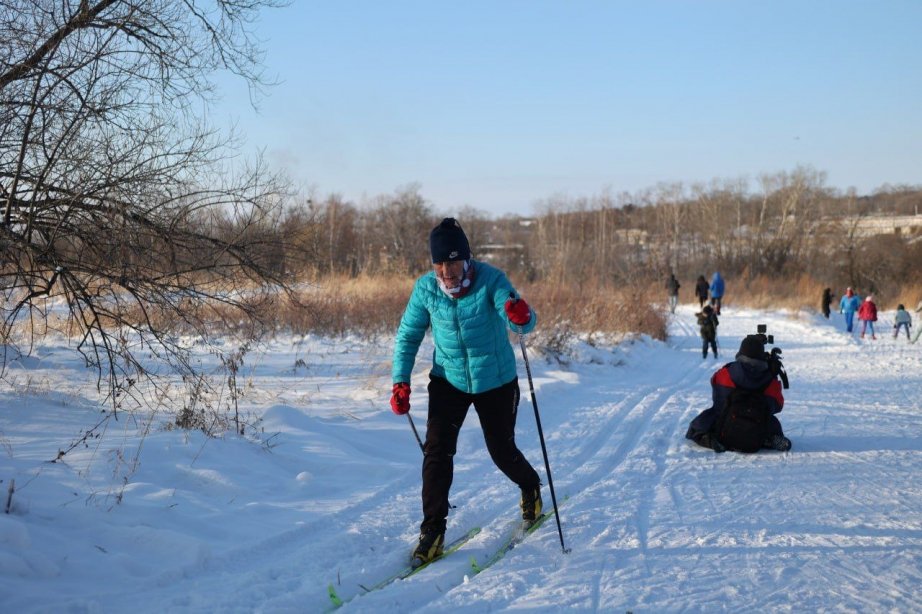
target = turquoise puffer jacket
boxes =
[392,261,536,394]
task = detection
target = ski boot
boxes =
[520,485,543,528]
[410,530,444,568]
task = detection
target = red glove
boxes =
[390,382,411,415]
[504,297,531,326]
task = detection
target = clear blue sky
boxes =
[214,0,922,216]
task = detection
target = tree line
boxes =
[246,169,922,299]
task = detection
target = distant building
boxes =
[836,214,922,238]
[478,243,525,263]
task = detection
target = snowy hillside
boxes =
[1,306,920,612]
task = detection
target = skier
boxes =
[685,334,791,453]
[665,272,681,314]
[390,218,543,567]
[694,275,709,309]
[839,287,861,333]
[709,271,725,314]
[858,294,878,339]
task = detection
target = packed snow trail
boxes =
[1,306,920,612]
[435,307,922,613]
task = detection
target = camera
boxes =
[755,324,788,389]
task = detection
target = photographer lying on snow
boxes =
[686,328,792,453]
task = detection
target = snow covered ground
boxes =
[1,304,920,613]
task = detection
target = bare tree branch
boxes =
[1,0,292,413]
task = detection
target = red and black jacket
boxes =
[711,360,784,415]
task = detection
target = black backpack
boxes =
[715,385,770,453]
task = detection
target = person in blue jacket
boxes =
[709,271,725,314]
[390,218,543,567]
[839,287,861,333]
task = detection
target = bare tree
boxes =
[371,185,433,275]
[753,166,827,276]
[651,182,687,276]
[0,0,290,411]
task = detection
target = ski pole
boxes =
[407,413,424,453]
[518,332,570,554]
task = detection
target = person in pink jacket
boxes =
[858,294,878,339]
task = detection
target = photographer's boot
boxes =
[699,433,725,453]
[764,434,792,452]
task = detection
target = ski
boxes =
[326,526,481,609]
[470,510,553,575]
[470,493,570,575]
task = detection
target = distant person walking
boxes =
[821,288,833,319]
[665,273,681,314]
[695,275,709,309]
[858,294,878,339]
[709,272,725,315]
[696,304,719,359]
[893,304,912,340]
[839,287,861,333]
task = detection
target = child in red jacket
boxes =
[858,294,878,340]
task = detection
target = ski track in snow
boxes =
[1,306,921,612]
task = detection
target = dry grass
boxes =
[271,275,415,338]
[30,271,916,351]
[520,279,668,342]
[267,274,669,347]
[719,274,827,312]
[292,271,915,344]
[890,286,922,312]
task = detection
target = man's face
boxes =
[433,260,464,289]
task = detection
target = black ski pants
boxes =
[702,337,718,358]
[420,374,540,535]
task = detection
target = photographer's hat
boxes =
[429,218,471,263]
[737,335,765,360]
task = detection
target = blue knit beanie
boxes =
[429,218,471,263]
